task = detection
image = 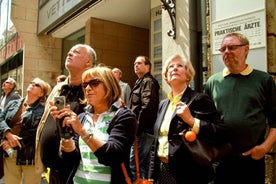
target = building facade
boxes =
[3,0,275,95]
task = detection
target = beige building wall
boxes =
[10,1,149,94]
[161,0,192,97]
[265,1,276,183]
[85,18,149,88]
[267,0,276,80]
[11,0,62,96]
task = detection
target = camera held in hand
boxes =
[54,96,74,139]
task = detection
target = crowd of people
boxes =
[0,32,274,184]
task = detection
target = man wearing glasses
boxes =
[205,32,276,184]
[0,78,20,112]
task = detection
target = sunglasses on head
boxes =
[30,81,41,88]
[82,78,102,88]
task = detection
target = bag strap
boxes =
[9,101,24,128]
[134,139,140,179]
[107,107,136,183]
[187,93,200,107]
[121,162,132,184]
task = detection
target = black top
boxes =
[40,84,85,171]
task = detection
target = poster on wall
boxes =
[211,10,266,55]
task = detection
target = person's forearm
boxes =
[262,128,276,153]
[81,131,105,152]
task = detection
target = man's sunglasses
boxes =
[82,78,102,88]
[30,81,41,88]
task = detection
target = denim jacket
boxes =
[0,98,44,165]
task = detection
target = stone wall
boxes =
[85,18,149,88]
[267,0,276,81]
[11,0,62,95]
[266,1,276,182]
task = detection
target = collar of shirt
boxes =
[85,100,122,114]
[157,87,186,158]
[222,65,253,77]
[167,87,186,106]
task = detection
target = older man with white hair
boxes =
[0,77,20,112]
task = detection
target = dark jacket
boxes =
[130,72,160,135]
[37,80,86,184]
[64,106,137,184]
[0,98,44,165]
[149,87,230,184]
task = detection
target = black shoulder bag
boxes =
[181,94,232,166]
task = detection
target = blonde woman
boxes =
[0,78,51,184]
[148,55,230,183]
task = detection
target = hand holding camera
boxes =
[53,96,74,139]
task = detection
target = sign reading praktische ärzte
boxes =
[211,10,265,55]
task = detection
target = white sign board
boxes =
[211,10,266,55]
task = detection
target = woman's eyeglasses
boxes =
[82,79,102,88]
[30,81,41,88]
[218,44,246,52]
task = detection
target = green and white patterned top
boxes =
[73,108,116,184]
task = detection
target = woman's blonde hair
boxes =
[32,77,52,103]
[82,65,122,107]
[162,54,195,85]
